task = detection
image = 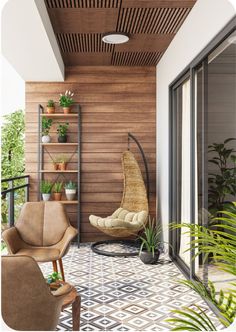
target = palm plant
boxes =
[167,204,236,330]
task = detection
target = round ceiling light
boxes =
[102,32,129,44]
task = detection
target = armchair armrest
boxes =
[2,227,24,254]
[51,283,72,297]
[57,226,78,257]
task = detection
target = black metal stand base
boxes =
[91,239,141,257]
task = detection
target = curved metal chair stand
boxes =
[90,133,149,257]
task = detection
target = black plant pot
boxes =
[139,250,160,264]
[58,135,67,143]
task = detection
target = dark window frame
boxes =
[169,15,236,316]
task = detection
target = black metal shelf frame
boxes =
[37,105,81,246]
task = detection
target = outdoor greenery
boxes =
[139,217,162,257]
[167,205,236,330]
[1,110,25,228]
[40,180,53,194]
[57,122,69,137]
[53,182,63,193]
[59,90,74,107]
[208,138,236,215]
[65,181,76,190]
[42,117,53,136]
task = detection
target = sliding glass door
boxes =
[170,21,236,287]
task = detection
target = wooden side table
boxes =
[61,285,81,331]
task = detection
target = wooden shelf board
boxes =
[41,143,78,146]
[40,113,78,117]
[40,200,78,204]
[40,170,78,173]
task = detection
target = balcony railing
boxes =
[1,175,30,227]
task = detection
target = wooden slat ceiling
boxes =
[45,0,196,66]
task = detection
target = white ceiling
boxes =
[1,0,64,81]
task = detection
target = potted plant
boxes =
[46,100,55,114]
[57,122,69,143]
[58,155,69,170]
[46,272,63,290]
[53,182,63,201]
[139,217,162,264]
[42,117,53,143]
[59,90,74,114]
[40,180,53,201]
[65,181,76,201]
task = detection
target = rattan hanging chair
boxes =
[89,150,149,238]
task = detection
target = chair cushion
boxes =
[89,207,148,230]
[15,248,60,262]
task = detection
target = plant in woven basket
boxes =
[167,204,236,330]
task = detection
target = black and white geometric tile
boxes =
[39,244,221,331]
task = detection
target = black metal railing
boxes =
[1,175,30,227]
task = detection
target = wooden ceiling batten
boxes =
[45,0,196,65]
[117,7,191,34]
[112,52,163,66]
[46,0,121,8]
[57,33,114,52]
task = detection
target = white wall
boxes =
[156,0,236,239]
[1,0,64,81]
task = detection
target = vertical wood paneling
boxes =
[25,66,156,242]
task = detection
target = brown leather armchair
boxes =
[2,201,78,280]
[2,255,72,331]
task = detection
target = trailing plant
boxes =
[167,205,236,330]
[57,122,69,137]
[139,217,162,257]
[40,180,53,194]
[208,138,236,215]
[42,117,53,136]
[65,181,76,190]
[47,99,55,107]
[53,182,63,193]
[46,272,62,284]
[59,90,74,107]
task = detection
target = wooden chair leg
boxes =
[52,260,58,273]
[58,258,65,281]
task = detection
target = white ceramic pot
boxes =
[42,193,51,201]
[65,189,76,201]
[42,135,51,143]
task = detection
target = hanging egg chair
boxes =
[89,133,149,257]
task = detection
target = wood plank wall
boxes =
[25,66,156,242]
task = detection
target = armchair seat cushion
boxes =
[15,248,60,262]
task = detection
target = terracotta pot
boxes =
[63,107,70,114]
[53,163,58,170]
[58,162,66,170]
[53,193,62,201]
[46,107,55,114]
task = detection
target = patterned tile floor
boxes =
[39,244,220,331]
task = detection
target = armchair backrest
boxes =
[1,255,64,331]
[15,202,70,246]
